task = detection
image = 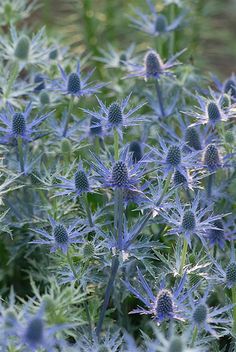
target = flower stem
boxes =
[185,187,192,203]
[63,97,74,137]
[82,193,93,227]
[17,137,24,173]
[114,188,123,249]
[232,286,236,334]
[96,255,119,339]
[191,326,198,347]
[179,238,188,275]
[114,128,119,160]
[66,249,93,340]
[206,174,214,198]
[155,80,165,118]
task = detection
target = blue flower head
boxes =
[129,141,143,163]
[126,49,185,81]
[152,138,200,178]
[203,144,221,172]
[0,27,50,69]
[52,60,106,98]
[0,102,52,145]
[186,288,234,337]
[211,244,236,288]
[81,93,146,138]
[125,268,189,324]
[17,305,68,351]
[161,194,225,247]
[213,73,236,101]
[187,91,235,128]
[206,218,235,249]
[34,73,45,93]
[129,0,186,37]
[30,217,87,254]
[54,161,94,199]
[95,43,136,70]
[90,147,150,191]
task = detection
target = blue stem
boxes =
[207,174,214,198]
[96,256,119,338]
[155,79,165,118]
[17,137,24,173]
[63,97,74,137]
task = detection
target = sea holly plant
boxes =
[0,1,236,351]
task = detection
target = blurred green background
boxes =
[35,0,236,78]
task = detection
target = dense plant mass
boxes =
[0,0,236,351]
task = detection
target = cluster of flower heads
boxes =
[0,0,235,351]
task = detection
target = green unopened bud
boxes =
[225,131,234,144]
[39,91,50,105]
[14,35,30,60]
[61,138,72,160]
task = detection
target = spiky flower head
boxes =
[49,48,58,60]
[67,72,81,94]
[203,144,221,171]
[182,210,196,231]
[119,53,127,66]
[74,169,89,194]
[90,116,102,136]
[30,218,86,254]
[184,127,202,151]
[224,78,236,98]
[173,170,187,186]
[129,141,142,163]
[53,224,69,245]
[108,102,123,126]
[207,102,221,123]
[145,50,162,78]
[208,220,224,247]
[12,112,26,136]
[34,74,45,92]
[192,303,208,325]
[39,91,50,105]
[14,35,30,60]
[156,289,174,320]
[155,14,168,33]
[24,317,44,347]
[112,161,129,188]
[166,145,181,166]
[226,262,236,288]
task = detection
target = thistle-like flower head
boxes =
[0,27,50,69]
[129,0,186,37]
[30,217,87,254]
[54,161,93,199]
[90,147,149,191]
[126,48,185,80]
[161,193,225,247]
[129,141,143,163]
[81,93,146,137]
[186,289,234,337]
[0,101,52,145]
[125,268,190,324]
[186,91,235,128]
[52,60,106,98]
[203,144,221,172]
